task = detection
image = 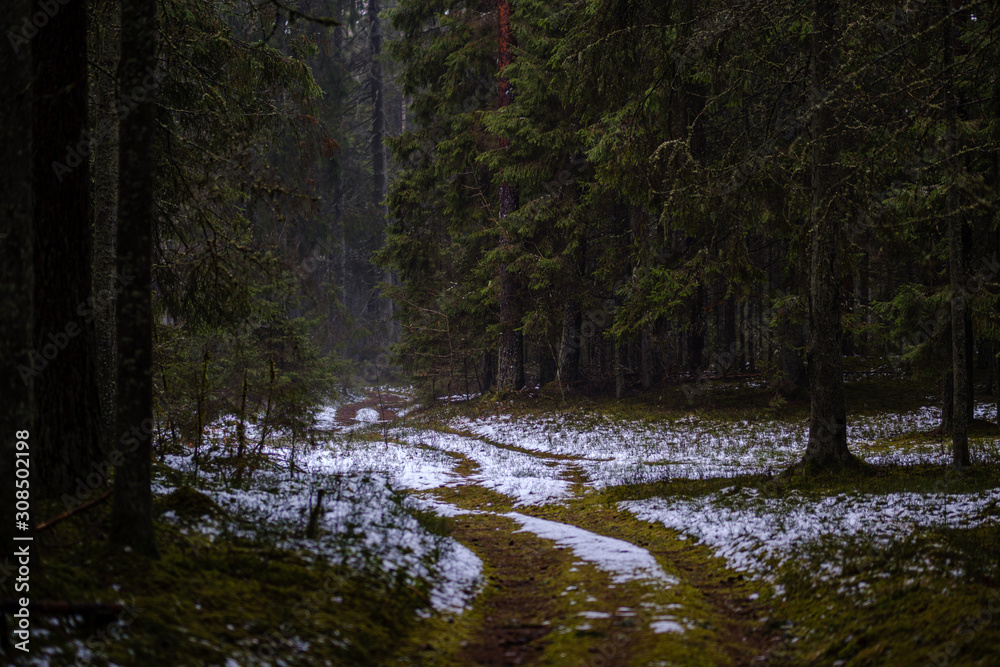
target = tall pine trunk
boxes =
[92,0,121,457]
[32,0,106,496]
[111,0,159,557]
[369,0,394,337]
[496,0,523,391]
[803,0,854,468]
[1,0,35,586]
[945,0,970,468]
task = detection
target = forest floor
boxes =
[12,375,1000,666]
[332,392,776,666]
[323,377,1000,666]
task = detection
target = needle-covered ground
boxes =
[14,376,1000,666]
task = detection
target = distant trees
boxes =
[381,0,1000,463]
[0,0,388,556]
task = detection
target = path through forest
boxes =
[333,392,780,665]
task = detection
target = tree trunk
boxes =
[480,349,496,393]
[369,0,395,337]
[92,0,121,458]
[779,322,808,400]
[688,286,706,373]
[614,336,626,399]
[111,0,159,557]
[369,0,386,215]
[640,326,653,390]
[496,0,523,391]
[803,0,853,468]
[1,0,35,593]
[32,0,106,496]
[558,300,582,387]
[942,370,954,432]
[945,0,970,468]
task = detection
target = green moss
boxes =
[26,498,437,665]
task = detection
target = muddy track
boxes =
[335,392,777,665]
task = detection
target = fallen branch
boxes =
[35,489,113,533]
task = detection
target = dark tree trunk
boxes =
[539,348,556,387]
[803,0,854,468]
[688,286,706,373]
[496,0,523,391]
[558,299,582,387]
[92,0,121,458]
[111,0,159,557]
[779,322,808,400]
[945,0,970,468]
[332,0,347,325]
[640,326,653,390]
[369,0,386,215]
[942,370,954,432]
[1,0,35,591]
[369,0,395,337]
[480,349,496,393]
[614,336,626,399]
[32,0,106,496]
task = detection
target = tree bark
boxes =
[32,0,106,496]
[640,327,653,390]
[0,0,34,589]
[558,300,582,387]
[111,0,159,557]
[92,0,121,458]
[369,0,395,337]
[945,0,970,468]
[496,0,523,391]
[803,0,854,468]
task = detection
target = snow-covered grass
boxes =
[621,486,1000,579]
[154,442,483,615]
[393,427,576,505]
[447,402,1000,489]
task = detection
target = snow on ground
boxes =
[354,407,381,423]
[452,412,804,485]
[622,486,1000,578]
[155,448,482,614]
[160,390,1000,617]
[505,512,678,585]
[404,497,676,589]
[392,428,575,505]
[450,402,1000,488]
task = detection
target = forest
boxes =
[2,0,1000,664]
